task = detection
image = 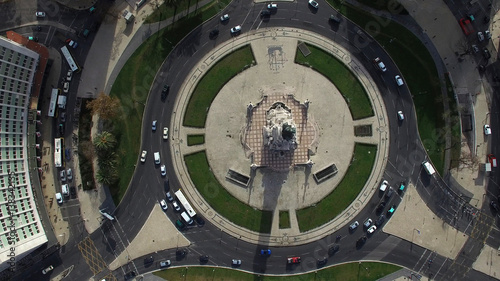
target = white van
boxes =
[62,184,69,197]
[154,152,160,165]
[422,161,436,176]
[180,211,193,225]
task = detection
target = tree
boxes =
[86,92,120,120]
[93,131,116,152]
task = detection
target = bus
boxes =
[54,138,64,168]
[60,46,80,72]
[174,190,196,218]
[47,88,60,117]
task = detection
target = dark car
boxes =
[491,201,499,213]
[328,244,339,255]
[176,249,187,258]
[161,84,170,100]
[59,123,64,136]
[375,215,385,227]
[376,201,386,214]
[65,148,71,161]
[209,29,219,39]
[317,257,328,267]
[356,236,367,247]
[385,188,394,199]
[125,271,136,279]
[483,48,491,59]
[70,186,76,197]
[175,219,186,230]
[329,14,341,23]
[261,10,271,17]
[36,26,42,31]
[144,255,154,265]
[260,249,271,256]
[199,255,209,263]
[196,216,205,226]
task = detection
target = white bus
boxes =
[60,46,80,72]
[47,88,60,117]
[175,190,196,218]
[54,138,64,168]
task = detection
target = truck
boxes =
[123,10,135,24]
[459,18,474,35]
[57,95,67,109]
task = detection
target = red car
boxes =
[488,154,497,168]
[287,257,301,264]
[459,18,474,35]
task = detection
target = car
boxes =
[124,271,136,278]
[328,244,339,255]
[162,84,170,94]
[387,205,396,216]
[488,154,497,168]
[329,14,341,23]
[484,124,492,135]
[89,6,96,13]
[356,236,367,247]
[140,150,147,162]
[60,170,66,182]
[55,193,63,204]
[66,70,73,81]
[63,82,70,93]
[220,14,230,22]
[65,147,70,159]
[195,216,205,226]
[395,75,404,86]
[363,218,372,228]
[144,255,154,264]
[317,257,327,267]
[232,259,242,266]
[261,10,271,17]
[230,25,241,35]
[385,187,394,198]
[200,255,209,263]
[308,0,319,8]
[152,120,157,131]
[485,30,491,40]
[70,186,76,197]
[260,249,271,256]
[397,111,404,121]
[379,180,389,192]
[367,225,377,234]
[35,12,46,18]
[478,31,484,41]
[61,112,66,123]
[376,201,386,214]
[176,249,187,257]
[479,64,486,72]
[160,199,168,210]
[349,221,359,231]
[483,48,491,59]
[160,260,171,267]
[175,219,186,230]
[42,265,53,274]
[373,57,387,72]
[166,191,174,201]
[172,201,181,211]
[36,25,42,31]
[399,181,406,192]
[66,169,73,181]
[287,257,301,264]
[160,164,166,176]
[375,215,385,227]
[491,201,499,212]
[472,45,479,53]
[28,36,39,42]
[59,123,64,136]
[68,40,78,49]
[163,127,169,140]
[484,16,490,23]
[209,29,219,39]
[267,3,278,9]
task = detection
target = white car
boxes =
[485,30,491,40]
[63,82,70,93]
[42,265,53,274]
[55,193,63,204]
[163,127,169,140]
[159,260,171,267]
[478,31,484,42]
[152,120,157,131]
[66,168,73,181]
[484,124,492,135]
[68,40,78,49]
[367,225,377,234]
[397,111,404,121]
[140,150,147,162]
[230,25,241,35]
[363,218,372,228]
[160,164,166,177]
[379,180,389,192]
[395,75,404,86]
[36,12,46,18]
[232,259,242,265]
[60,170,66,182]
[373,57,387,72]
[267,3,277,9]
[349,221,359,231]
[66,70,73,81]
[160,199,168,211]
[308,0,319,8]
[172,201,181,211]
[220,14,230,22]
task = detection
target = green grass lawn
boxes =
[183,45,255,128]
[279,210,291,229]
[328,0,447,174]
[154,262,401,281]
[297,143,377,232]
[187,134,205,146]
[184,151,272,233]
[295,43,374,120]
[108,0,230,204]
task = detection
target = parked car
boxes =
[66,168,73,181]
[484,124,492,135]
[166,191,174,201]
[267,3,278,9]
[356,236,367,247]
[144,256,154,264]
[399,181,406,192]
[220,14,230,22]
[308,0,319,8]
[367,225,377,234]
[68,40,78,49]
[478,31,484,41]
[328,244,340,255]
[379,180,389,192]
[66,70,73,81]
[232,259,242,266]
[483,48,491,59]
[385,187,394,199]
[176,249,187,257]
[140,150,147,162]
[230,25,241,35]
[160,260,171,267]
[261,10,271,17]
[485,30,491,39]
[376,201,386,214]
[163,127,169,139]
[349,221,359,231]
[35,12,46,18]
[287,257,301,264]
[61,112,66,123]
[488,154,497,168]
[70,186,76,197]
[472,45,479,53]
[172,200,181,211]
[55,193,63,204]
[160,199,168,211]
[200,255,209,263]
[60,170,66,182]
[375,215,385,227]
[363,218,372,228]
[387,205,396,216]
[317,257,327,267]
[42,265,53,274]
[63,82,70,93]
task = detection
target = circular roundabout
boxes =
[170,27,390,246]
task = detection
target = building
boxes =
[0,36,47,271]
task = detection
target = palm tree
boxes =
[94,131,116,152]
